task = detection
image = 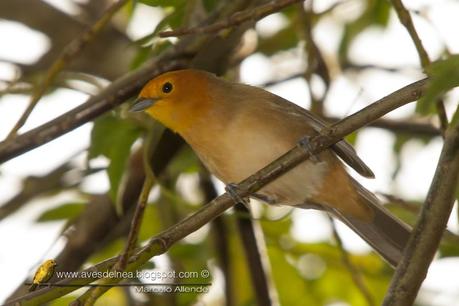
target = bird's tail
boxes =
[332,180,411,268]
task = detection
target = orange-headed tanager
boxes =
[131,69,411,267]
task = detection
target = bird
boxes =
[28,259,57,292]
[131,69,411,267]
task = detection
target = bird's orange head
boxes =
[131,69,216,133]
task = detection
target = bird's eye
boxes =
[162,82,173,93]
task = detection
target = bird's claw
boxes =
[298,136,320,163]
[225,183,250,208]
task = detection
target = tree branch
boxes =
[390,0,449,133]
[382,123,459,305]
[326,116,440,137]
[199,170,234,306]
[0,0,253,165]
[0,57,187,164]
[361,117,440,137]
[296,2,330,115]
[73,174,154,306]
[261,74,440,138]
[390,0,429,68]
[235,205,278,306]
[7,77,431,305]
[0,161,74,221]
[6,133,183,301]
[0,0,134,80]
[5,0,128,140]
[159,0,305,37]
[116,175,154,270]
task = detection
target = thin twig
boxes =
[73,175,154,306]
[361,117,440,137]
[235,204,278,306]
[116,175,154,270]
[382,122,459,306]
[390,0,449,133]
[159,0,305,37]
[73,127,164,305]
[5,0,128,140]
[260,63,417,88]
[329,217,375,306]
[296,2,330,115]
[199,170,234,306]
[7,77,432,305]
[390,0,429,67]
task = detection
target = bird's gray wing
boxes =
[273,97,375,178]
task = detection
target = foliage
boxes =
[88,113,140,202]
[37,202,86,222]
[417,55,459,115]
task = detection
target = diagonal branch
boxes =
[390,0,429,68]
[115,175,154,271]
[390,0,449,133]
[5,0,128,140]
[72,175,154,306]
[159,0,305,37]
[0,57,187,165]
[6,77,431,305]
[382,122,459,305]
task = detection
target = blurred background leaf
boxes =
[88,114,140,202]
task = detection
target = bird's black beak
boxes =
[130,97,157,112]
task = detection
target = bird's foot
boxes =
[298,136,320,163]
[225,183,250,208]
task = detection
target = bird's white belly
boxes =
[196,125,329,206]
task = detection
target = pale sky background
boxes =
[1,0,459,304]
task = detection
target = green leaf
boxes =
[48,296,77,306]
[168,242,212,305]
[138,0,183,7]
[88,114,140,202]
[132,1,186,50]
[226,217,255,305]
[202,0,218,12]
[163,2,187,30]
[417,55,459,114]
[345,131,358,146]
[166,145,200,178]
[139,205,162,240]
[37,203,86,222]
[268,246,317,305]
[130,47,153,69]
[451,104,459,127]
[88,239,125,264]
[258,25,298,56]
